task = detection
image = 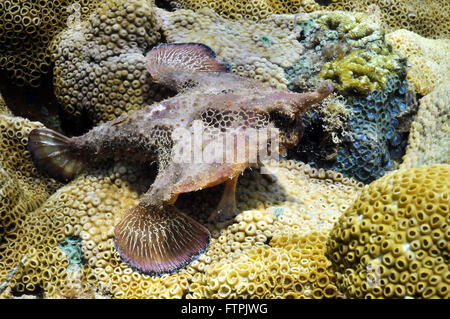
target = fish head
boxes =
[268,104,304,151]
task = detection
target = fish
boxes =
[28,43,333,275]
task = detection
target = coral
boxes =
[386,30,450,96]
[184,160,363,298]
[401,82,450,169]
[0,113,61,243]
[319,49,403,95]
[282,12,415,184]
[156,7,303,89]
[51,0,167,124]
[0,0,100,87]
[0,158,363,298]
[158,8,416,184]
[327,164,450,298]
[329,75,417,183]
[0,93,11,115]
[167,0,450,39]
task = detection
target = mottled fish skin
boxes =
[72,76,332,168]
[28,43,333,275]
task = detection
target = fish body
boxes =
[28,43,333,275]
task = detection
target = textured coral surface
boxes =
[169,0,450,39]
[51,0,166,125]
[0,0,100,87]
[386,30,450,96]
[401,82,450,169]
[327,164,450,298]
[0,157,363,298]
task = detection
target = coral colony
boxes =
[0,0,448,299]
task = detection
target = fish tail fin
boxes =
[28,128,86,182]
[114,202,211,275]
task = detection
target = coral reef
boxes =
[51,0,167,124]
[0,157,363,298]
[283,12,415,184]
[327,164,450,298]
[31,41,334,275]
[401,82,450,169]
[156,7,303,89]
[319,49,403,94]
[0,111,61,268]
[167,0,450,39]
[386,30,450,96]
[1,0,448,300]
[285,11,386,92]
[0,0,100,87]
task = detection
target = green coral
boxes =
[319,49,403,94]
[58,237,85,272]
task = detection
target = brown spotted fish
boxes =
[28,43,333,275]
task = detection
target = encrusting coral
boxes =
[386,30,450,96]
[0,0,100,87]
[0,111,62,278]
[327,164,450,298]
[51,0,167,124]
[0,157,364,298]
[400,82,450,169]
[168,0,450,39]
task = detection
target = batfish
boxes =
[28,43,333,275]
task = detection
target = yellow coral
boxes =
[0,0,100,87]
[401,82,450,169]
[51,0,165,124]
[319,49,403,94]
[0,113,61,290]
[327,164,450,298]
[386,30,450,96]
[0,154,363,298]
[169,0,450,39]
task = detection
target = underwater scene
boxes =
[0,0,448,299]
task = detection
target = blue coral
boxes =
[332,76,412,183]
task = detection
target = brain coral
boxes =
[0,0,100,87]
[327,164,450,298]
[401,82,450,169]
[167,0,450,39]
[0,157,363,298]
[386,29,450,96]
[51,0,168,124]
